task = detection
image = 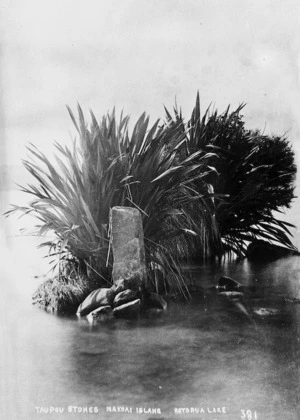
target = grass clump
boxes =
[32,261,94,314]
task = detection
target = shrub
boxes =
[165,93,297,257]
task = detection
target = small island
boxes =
[6,93,298,318]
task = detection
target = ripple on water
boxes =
[1,256,300,419]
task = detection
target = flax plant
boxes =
[6,105,216,298]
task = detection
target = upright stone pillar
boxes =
[110,206,147,290]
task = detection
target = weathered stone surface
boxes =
[113,289,138,308]
[110,207,147,289]
[76,288,114,316]
[110,278,129,295]
[217,276,241,291]
[86,305,113,323]
[113,298,141,318]
[147,292,167,310]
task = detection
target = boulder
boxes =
[253,307,280,316]
[86,305,113,323]
[113,289,138,308]
[110,278,129,295]
[76,288,114,317]
[147,292,167,311]
[246,240,299,261]
[113,299,141,318]
[217,276,241,291]
[110,207,147,290]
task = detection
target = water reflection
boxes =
[1,256,300,419]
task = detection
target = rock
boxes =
[246,240,299,261]
[110,207,147,290]
[218,291,244,299]
[284,297,300,304]
[113,299,141,318]
[113,289,138,308]
[111,276,144,294]
[147,292,167,310]
[253,307,280,316]
[144,307,164,317]
[76,288,114,317]
[86,305,113,323]
[110,278,129,295]
[217,276,241,291]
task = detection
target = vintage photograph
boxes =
[1,1,300,419]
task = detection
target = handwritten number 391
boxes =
[241,409,258,419]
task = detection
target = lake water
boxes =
[1,249,300,420]
[1,190,300,420]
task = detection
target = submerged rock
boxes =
[218,291,244,299]
[253,307,280,316]
[247,240,299,261]
[113,289,138,308]
[284,297,300,304]
[147,292,167,311]
[144,307,165,317]
[76,287,114,316]
[113,299,141,318]
[217,276,241,291]
[86,305,113,323]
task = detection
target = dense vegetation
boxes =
[165,94,297,258]
[6,94,297,303]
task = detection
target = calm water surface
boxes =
[1,255,300,420]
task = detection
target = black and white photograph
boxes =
[1,1,300,419]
